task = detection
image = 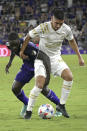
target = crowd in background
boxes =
[0,0,87,48]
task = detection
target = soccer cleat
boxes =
[24,111,32,119]
[20,104,27,117]
[56,104,70,118]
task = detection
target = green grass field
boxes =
[0,54,87,131]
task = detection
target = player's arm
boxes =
[20,35,31,59]
[69,38,84,66]
[20,24,43,59]
[5,52,15,73]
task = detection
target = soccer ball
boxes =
[38,104,54,119]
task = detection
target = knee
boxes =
[36,76,46,89]
[62,75,73,81]
[37,83,44,89]
[12,81,22,95]
[62,69,73,81]
[67,74,73,81]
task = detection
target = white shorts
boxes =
[34,59,46,78]
[34,56,69,78]
[50,55,69,76]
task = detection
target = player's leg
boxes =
[12,63,34,117]
[24,76,45,119]
[20,61,61,117]
[56,68,73,118]
[12,80,28,105]
[54,58,73,118]
[41,86,62,117]
[12,80,28,117]
[60,68,73,105]
[24,60,46,119]
[41,86,60,105]
[13,63,34,102]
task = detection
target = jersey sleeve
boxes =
[65,27,74,40]
[29,24,43,38]
[28,22,49,38]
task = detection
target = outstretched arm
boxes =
[5,52,15,73]
[69,38,84,66]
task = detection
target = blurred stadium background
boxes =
[0,1,87,131]
[0,0,87,56]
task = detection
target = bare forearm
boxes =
[8,53,15,65]
[21,35,30,53]
[69,38,84,66]
[20,35,31,59]
[5,53,15,73]
[69,39,81,58]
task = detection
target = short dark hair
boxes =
[8,31,19,41]
[8,32,19,47]
[52,8,64,20]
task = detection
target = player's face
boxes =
[51,16,64,31]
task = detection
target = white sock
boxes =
[60,80,73,105]
[27,86,42,111]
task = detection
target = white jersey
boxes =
[29,21,74,58]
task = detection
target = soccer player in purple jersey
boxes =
[5,32,61,117]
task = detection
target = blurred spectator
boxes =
[69,19,80,44]
[40,2,48,13]
[15,7,20,20]
[48,0,54,7]
[76,8,83,22]
[20,3,26,20]
[67,0,73,8]
[40,13,48,23]
[28,19,37,27]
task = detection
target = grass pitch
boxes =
[0,54,87,131]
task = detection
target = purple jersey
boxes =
[14,39,38,85]
[15,62,34,85]
[16,38,38,63]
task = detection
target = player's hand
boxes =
[78,56,85,66]
[5,64,11,74]
[19,51,28,60]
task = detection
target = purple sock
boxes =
[17,90,28,105]
[47,90,60,105]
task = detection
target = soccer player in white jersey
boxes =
[20,8,84,119]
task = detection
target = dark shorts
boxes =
[15,62,34,85]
